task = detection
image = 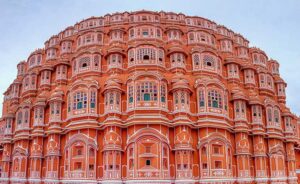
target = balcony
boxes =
[64,170,95,179]
[46,171,58,179]
[12,171,26,178]
[1,172,9,178]
[176,170,193,178]
[104,170,121,179]
[256,170,267,178]
[238,170,250,178]
[271,170,286,178]
[201,169,231,178]
[30,171,41,178]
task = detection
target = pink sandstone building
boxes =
[0,10,299,184]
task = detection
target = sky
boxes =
[0,0,299,116]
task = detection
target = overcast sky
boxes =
[0,0,299,116]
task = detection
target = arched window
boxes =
[208,90,222,108]
[24,109,29,124]
[274,108,280,126]
[193,53,200,69]
[17,111,22,125]
[267,108,273,122]
[161,84,166,102]
[202,146,207,154]
[199,89,205,107]
[128,86,134,103]
[90,91,96,108]
[189,32,194,42]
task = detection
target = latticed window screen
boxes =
[199,90,205,107]
[161,84,166,102]
[94,55,100,69]
[17,111,22,124]
[171,53,184,64]
[266,75,273,89]
[189,32,194,41]
[137,48,156,60]
[274,108,280,124]
[158,49,164,62]
[128,50,135,63]
[193,54,200,66]
[203,54,215,67]
[174,92,179,104]
[180,91,185,104]
[267,108,273,122]
[208,90,222,108]
[128,86,134,103]
[73,92,87,110]
[90,91,96,108]
[79,56,91,68]
[109,92,114,104]
[136,82,158,101]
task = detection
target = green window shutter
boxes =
[212,100,218,108]
[144,93,150,101]
[77,102,83,109]
[129,97,133,103]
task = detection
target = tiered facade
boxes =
[0,10,299,184]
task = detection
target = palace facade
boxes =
[0,10,300,184]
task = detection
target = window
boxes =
[188,31,215,46]
[267,108,273,122]
[193,54,200,68]
[77,32,103,47]
[274,108,280,125]
[161,84,166,102]
[136,82,158,102]
[75,162,82,170]
[142,30,149,36]
[90,91,96,108]
[24,110,29,124]
[17,111,22,125]
[252,105,262,122]
[201,147,207,154]
[108,54,122,68]
[128,86,134,103]
[144,93,150,101]
[145,146,151,153]
[146,159,151,166]
[202,163,208,169]
[213,145,221,155]
[215,161,222,169]
[77,147,83,156]
[208,90,222,108]
[170,53,185,68]
[199,90,205,107]
[244,69,255,84]
[137,48,156,61]
[89,164,94,170]
[89,148,95,157]
[73,92,87,110]
[203,55,215,68]
[79,57,90,69]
